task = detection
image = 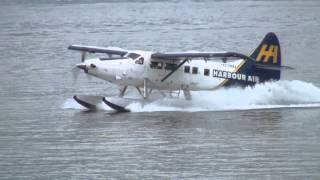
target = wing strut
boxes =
[119,86,128,97]
[161,59,188,82]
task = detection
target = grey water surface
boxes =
[1,0,320,179]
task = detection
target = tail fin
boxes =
[250,32,281,82]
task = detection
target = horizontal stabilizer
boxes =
[255,64,294,71]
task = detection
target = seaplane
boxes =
[69,32,291,112]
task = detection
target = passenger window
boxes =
[135,57,144,65]
[165,63,177,70]
[192,67,198,74]
[184,66,190,73]
[204,69,210,76]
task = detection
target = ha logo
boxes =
[256,44,279,64]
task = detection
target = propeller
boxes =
[81,51,87,62]
[85,69,92,80]
[72,51,96,83]
[71,51,86,83]
[76,64,87,72]
[72,63,94,83]
[72,66,81,84]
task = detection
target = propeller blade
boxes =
[76,64,87,70]
[72,63,92,82]
[86,73,92,80]
[72,66,80,83]
[81,51,87,62]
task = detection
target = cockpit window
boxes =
[135,57,144,65]
[150,61,163,69]
[126,53,140,60]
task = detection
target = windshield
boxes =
[126,53,141,60]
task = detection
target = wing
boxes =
[151,52,254,61]
[68,45,128,56]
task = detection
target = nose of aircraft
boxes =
[76,62,97,74]
[76,63,89,74]
[76,64,87,70]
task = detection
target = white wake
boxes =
[63,80,320,112]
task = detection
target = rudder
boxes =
[250,32,281,82]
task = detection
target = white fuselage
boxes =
[80,50,249,91]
